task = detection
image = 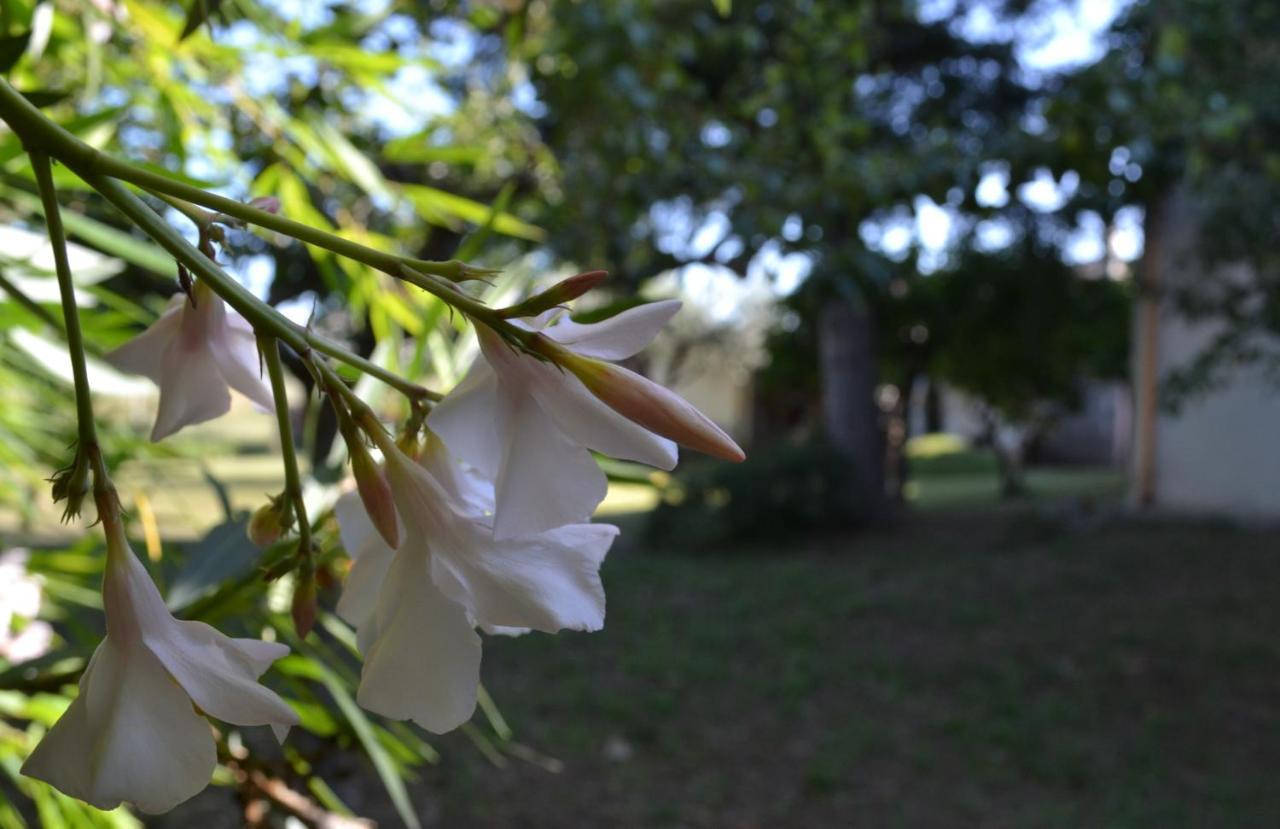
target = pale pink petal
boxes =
[104,297,185,382]
[527,361,677,470]
[102,544,296,733]
[543,299,681,360]
[356,544,480,734]
[21,636,216,814]
[333,490,377,560]
[149,344,232,441]
[147,621,297,730]
[432,522,617,633]
[491,385,608,538]
[417,435,495,516]
[208,317,273,411]
[426,358,504,478]
[338,542,396,641]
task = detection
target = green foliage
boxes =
[1047,0,1280,394]
[646,441,874,550]
[0,2,554,823]
[925,242,1132,419]
[521,0,1030,288]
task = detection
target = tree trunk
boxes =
[924,376,944,434]
[819,298,887,516]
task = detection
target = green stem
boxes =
[258,334,311,554]
[30,152,99,462]
[397,263,529,344]
[0,77,487,284]
[311,356,379,429]
[151,190,214,228]
[83,172,434,401]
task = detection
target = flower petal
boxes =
[527,361,678,470]
[207,314,274,412]
[418,434,495,517]
[103,542,296,732]
[104,297,185,382]
[426,357,504,478]
[149,343,232,441]
[544,299,681,360]
[478,325,677,472]
[333,489,377,559]
[336,536,397,636]
[356,545,480,734]
[491,385,608,538]
[22,636,216,814]
[147,621,297,731]
[432,522,618,633]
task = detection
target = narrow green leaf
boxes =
[17,89,69,109]
[454,181,515,262]
[401,183,544,242]
[284,652,422,829]
[179,0,224,42]
[0,32,32,74]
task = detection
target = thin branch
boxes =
[258,335,310,555]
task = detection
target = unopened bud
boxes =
[499,270,607,319]
[248,496,291,547]
[351,440,400,549]
[559,349,745,463]
[291,566,317,639]
[315,561,337,591]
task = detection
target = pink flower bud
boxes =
[351,441,400,549]
[561,351,745,463]
[499,270,608,319]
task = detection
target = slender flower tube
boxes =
[21,497,298,814]
[429,299,742,537]
[336,435,617,732]
[107,280,273,441]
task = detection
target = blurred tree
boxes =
[506,0,1037,514]
[922,237,1131,494]
[1046,0,1280,394]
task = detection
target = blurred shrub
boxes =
[645,442,873,551]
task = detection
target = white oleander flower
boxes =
[107,280,272,441]
[21,509,297,814]
[336,436,616,733]
[429,300,742,538]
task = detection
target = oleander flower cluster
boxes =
[24,281,742,814]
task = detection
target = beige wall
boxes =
[1133,190,1280,517]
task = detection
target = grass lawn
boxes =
[377,508,1280,828]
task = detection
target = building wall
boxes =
[1152,314,1280,517]
[1134,189,1280,518]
